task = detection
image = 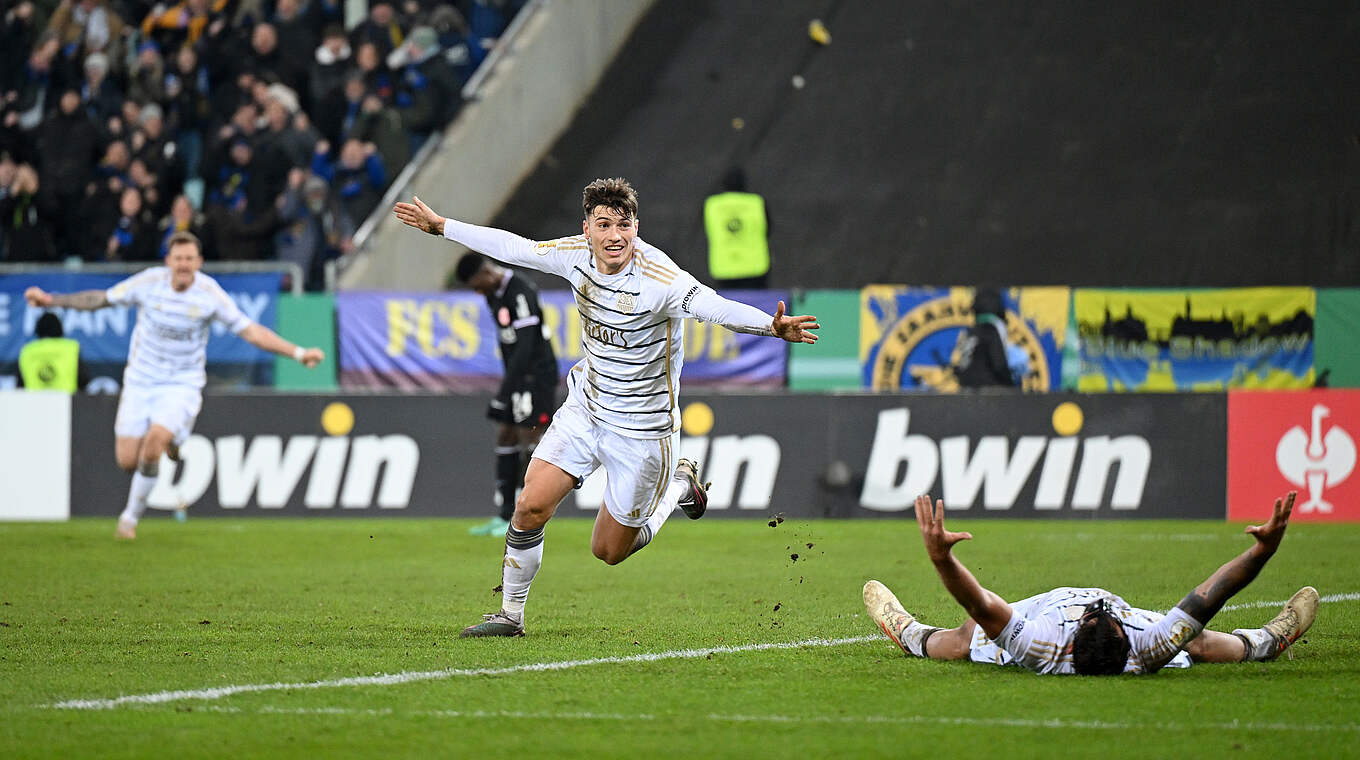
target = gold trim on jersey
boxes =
[644,436,671,518]
[664,319,675,427]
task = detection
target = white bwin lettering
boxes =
[860,409,1150,511]
[148,434,419,509]
[574,434,780,510]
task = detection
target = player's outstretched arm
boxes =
[239,323,325,368]
[25,287,110,311]
[1175,491,1295,626]
[916,493,1012,638]
[681,290,820,343]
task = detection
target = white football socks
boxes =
[900,621,944,658]
[501,526,544,618]
[1232,627,1278,662]
[118,472,157,525]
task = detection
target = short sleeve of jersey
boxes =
[106,268,159,307]
[203,276,253,334]
[1128,606,1204,673]
[993,608,1066,673]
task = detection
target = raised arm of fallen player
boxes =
[915,493,1013,638]
[1176,491,1296,626]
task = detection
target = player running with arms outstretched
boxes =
[864,492,1317,674]
[395,178,819,637]
[24,232,325,539]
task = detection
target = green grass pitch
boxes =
[2,515,1357,759]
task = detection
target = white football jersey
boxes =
[446,225,718,438]
[106,267,253,389]
[979,587,1203,675]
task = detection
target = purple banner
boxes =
[337,288,790,389]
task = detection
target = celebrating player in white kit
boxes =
[395,178,819,637]
[24,231,325,539]
[864,492,1318,674]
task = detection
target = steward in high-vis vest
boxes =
[704,167,770,288]
[18,312,85,392]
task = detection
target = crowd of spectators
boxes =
[0,0,521,289]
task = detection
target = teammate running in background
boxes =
[395,178,819,637]
[24,231,325,539]
[454,251,560,538]
[864,491,1317,674]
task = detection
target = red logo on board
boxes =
[1228,390,1359,522]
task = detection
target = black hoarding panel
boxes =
[70,392,1226,519]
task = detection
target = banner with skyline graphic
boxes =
[1073,288,1314,391]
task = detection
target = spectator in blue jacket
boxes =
[310,137,384,224]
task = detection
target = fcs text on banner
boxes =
[336,288,791,389]
[1074,288,1314,391]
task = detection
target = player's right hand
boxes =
[393,196,445,236]
[1245,491,1295,554]
[915,492,973,563]
[24,286,52,307]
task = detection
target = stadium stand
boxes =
[0,0,526,291]
[493,1,1360,289]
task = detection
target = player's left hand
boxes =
[393,196,445,236]
[1245,490,1295,554]
[298,348,325,368]
[771,300,819,344]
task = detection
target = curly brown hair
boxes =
[581,177,638,221]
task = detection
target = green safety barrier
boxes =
[789,289,861,391]
[274,293,338,390]
[1316,289,1360,388]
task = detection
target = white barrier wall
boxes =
[0,390,70,520]
[345,0,656,290]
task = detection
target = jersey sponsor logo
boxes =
[681,285,700,314]
[860,404,1151,511]
[583,320,627,348]
[148,402,418,511]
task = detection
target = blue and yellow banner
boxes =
[1073,288,1314,391]
[859,286,1070,391]
[337,289,791,390]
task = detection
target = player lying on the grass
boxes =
[24,232,325,540]
[394,178,819,638]
[864,491,1317,674]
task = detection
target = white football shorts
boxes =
[114,383,203,445]
[532,395,678,528]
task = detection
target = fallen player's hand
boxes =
[915,493,972,563]
[1245,491,1295,555]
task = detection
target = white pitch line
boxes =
[48,636,879,710]
[47,592,1360,712]
[143,704,1360,734]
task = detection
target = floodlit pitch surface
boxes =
[2,517,1357,759]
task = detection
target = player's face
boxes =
[165,242,203,291]
[469,267,499,297]
[583,205,637,275]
